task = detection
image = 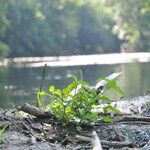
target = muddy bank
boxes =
[0,95,150,150]
[1,131,59,150]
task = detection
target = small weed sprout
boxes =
[36,76,124,124]
[0,124,8,142]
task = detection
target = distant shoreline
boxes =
[1,52,150,68]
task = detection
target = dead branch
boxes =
[70,72,122,96]
[117,116,150,122]
[94,72,122,93]
[117,121,150,125]
[37,64,47,107]
[76,135,136,148]
[0,122,9,129]
[18,103,51,118]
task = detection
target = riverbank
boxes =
[0,95,150,150]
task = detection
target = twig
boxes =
[37,64,47,107]
[21,120,31,131]
[117,121,150,125]
[76,135,136,148]
[0,122,9,129]
[39,64,47,92]
[117,116,150,122]
[20,119,40,142]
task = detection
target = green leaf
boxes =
[54,89,62,97]
[79,80,91,86]
[38,91,47,96]
[49,86,55,92]
[0,124,8,141]
[37,93,43,108]
[114,85,124,95]
[72,75,78,82]
[45,103,51,112]
[98,96,112,102]
[112,108,121,113]
[96,77,110,83]
[76,126,82,132]
[103,116,113,123]
[82,113,98,120]
[103,105,113,113]
[105,79,116,89]
[65,106,74,114]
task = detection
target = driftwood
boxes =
[71,72,122,96]
[76,135,136,148]
[18,103,51,118]
[94,72,122,92]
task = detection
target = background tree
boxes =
[0,0,149,57]
[104,0,150,52]
[0,0,10,57]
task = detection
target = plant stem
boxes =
[37,64,47,107]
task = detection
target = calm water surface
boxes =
[0,59,150,108]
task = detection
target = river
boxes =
[0,53,150,108]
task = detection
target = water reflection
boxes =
[0,67,11,107]
[0,58,150,108]
[120,62,141,97]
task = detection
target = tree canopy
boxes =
[0,0,149,57]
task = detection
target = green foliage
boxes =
[0,42,10,57]
[0,0,121,57]
[0,0,149,57]
[36,76,124,124]
[103,0,150,52]
[0,0,10,36]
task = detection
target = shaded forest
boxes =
[0,0,149,57]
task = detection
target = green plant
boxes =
[36,76,124,124]
[0,124,8,142]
